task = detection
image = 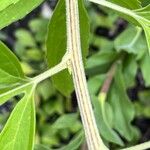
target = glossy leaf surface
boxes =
[0,85,35,150]
[0,0,44,29]
[46,0,90,96]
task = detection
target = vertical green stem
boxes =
[66,0,108,149]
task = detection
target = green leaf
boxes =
[86,50,118,76]
[0,0,44,29]
[88,75,106,95]
[53,114,81,130]
[134,101,150,118]
[0,41,24,78]
[140,22,150,52]
[0,41,30,104]
[114,26,147,54]
[46,0,90,96]
[29,18,48,43]
[61,131,84,150]
[109,0,141,9]
[140,0,150,7]
[92,95,124,146]
[15,29,36,47]
[34,131,84,150]
[109,64,137,141]
[88,76,124,146]
[90,0,150,53]
[0,40,28,99]
[0,0,19,11]
[138,90,150,105]
[122,55,137,87]
[46,0,71,97]
[0,82,31,105]
[37,80,56,100]
[34,144,50,150]
[135,4,150,20]
[140,54,150,86]
[0,84,36,150]
[135,5,150,53]
[0,69,22,89]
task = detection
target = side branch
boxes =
[33,59,68,84]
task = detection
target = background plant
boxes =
[0,0,150,150]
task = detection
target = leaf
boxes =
[0,82,34,106]
[46,0,71,97]
[90,0,150,53]
[0,84,36,150]
[86,50,118,76]
[0,0,44,29]
[135,4,150,20]
[122,55,138,87]
[0,41,24,78]
[135,5,150,53]
[88,75,106,95]
[15,29,36,47]
[92,95,124,146]
[0,41,27,102]
[0,69,22,89]
[88,76,124,146]
[109,64,137,141]
[140,0,150,7]
[0,41,30,104]
[114,26,147,54]
[138,90,150,105]
[34,131,84,150]
[109,0,141,9]
[29,18,48,43]
[0,0,19,11]
[34,144,50,150]
[134,102,150,118]
[53,114,81,130]
[37,80,55,100]
[140,54,150,86]
[61,131,84,150]
[140,22,150,52]
[46,0,90,96]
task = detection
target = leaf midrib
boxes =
[11,87,34,150]
[0,68,27,82]
[89,0,150,24]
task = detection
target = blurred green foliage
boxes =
[0,1,150,149]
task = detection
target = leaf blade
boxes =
[0,41,24,78]
[0,0,20,11]
[0,84,36,150]
[46,0,90,96]
[109,64,137,141]
[90,0,150,53]
[0,0,44,29]
[109,0,141,9]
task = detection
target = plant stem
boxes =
[99,62,117,96]
[66,0,108,149]
[32,60,67,84]
[0,59,68,105]
[98,61,118,128]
